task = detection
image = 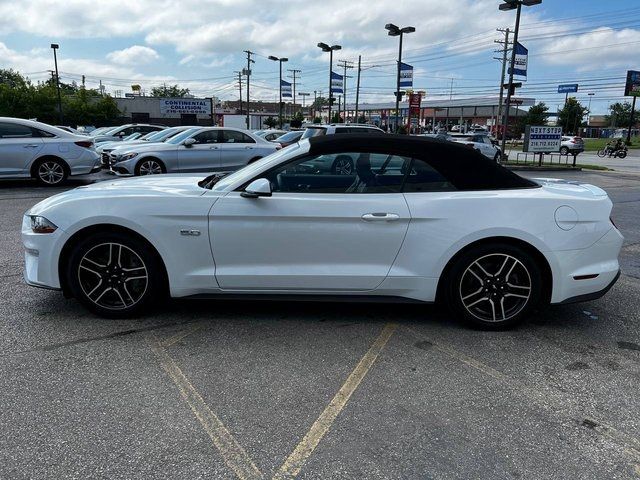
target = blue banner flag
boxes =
[330,71,343,94]
[508,42,528,77]
[399,62,413,88]
[281,79,292,98]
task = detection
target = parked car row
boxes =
[416,131,502,161]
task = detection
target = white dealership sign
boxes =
[523,126,562,153]
[159,98,211,115]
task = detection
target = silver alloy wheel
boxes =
[333,158,353,175]
[459,253,532,323]
[138,160,163,175]
[38,161,65,184]
[77,243,148,310]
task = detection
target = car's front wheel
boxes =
[559,146,569,155]
[66,232,166,318]
[135,158,165,176]
[445,243,542,329]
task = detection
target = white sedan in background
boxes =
[108,127,279,175]
[450,133,501,161]
[0,117,99,186]
[22,134,622,329]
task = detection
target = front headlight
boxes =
[29,216,58,234]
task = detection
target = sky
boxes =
[0,0,639,114]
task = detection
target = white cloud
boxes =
[539,27,640,71]
[107,45,160,65]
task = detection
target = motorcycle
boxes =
[597,142,628,158]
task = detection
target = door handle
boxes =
[23,144,39,148]
[244,146,254,149]
[209,146,218,149]
[361,213,400,222]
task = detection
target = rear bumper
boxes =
[550,227,624,304]
[558,270,620,304]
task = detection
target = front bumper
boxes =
[22,216,67,290]
[550,227,624,304]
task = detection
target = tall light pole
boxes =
[269,55,288,128]
[587,92,595,127]
[385,23,415,133]
[317,42,341,124]
[499,0,542,159]
[50,43,63,124]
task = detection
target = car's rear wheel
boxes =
[135,158,165,176]
[66,232,166,318]
[34,158,68,186]
[445,243,542,329]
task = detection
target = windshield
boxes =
[91,126,116,136]
[123,133,141,141]
[165,128,200,145]
[143,127,180,142]
[301,127,327,140]
[277,131,303,142]
[211,143,302,191]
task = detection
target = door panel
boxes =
[0,122,44,176]
[219,130,257,170]
[209,192,410,291]
[177,130,221,172]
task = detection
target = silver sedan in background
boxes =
[109,127,280,175]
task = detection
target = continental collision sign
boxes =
[159,98,211,115]
[524,126,562,153]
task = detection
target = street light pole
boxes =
[269,55,288,128]
[587,92,595,127]
[385,24,415,133]
[499,0,541,160]
[317,43,342,124]
[50,43,63,124]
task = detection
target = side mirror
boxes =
[183,138,196,147]
[241,178,272,198]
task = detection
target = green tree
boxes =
[313,116,322,124]
[331,112,343,123]
[357,115,367,123]
[558,97,588,134]
[263,116,277,128]
[149,84,190,98]
[523,102,549,126]
[606,102,638,128]
[311,96,327,111]
[290,111,304,128]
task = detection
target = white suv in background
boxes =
[450,133,501,161]
[300,124,385,140]
[0,117,100,186]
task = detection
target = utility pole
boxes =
[627,95,637,143]
[313,90,317,119]
[288,69,301,116]
[449,78,454,100]
[234,71,243,115]
[355,55,362,122]
[337,60,354,122]
[299,92,310,117]
[99,80,103,96]
[243,50,254,129]
[495,28,511,134]
[81,74,85,89]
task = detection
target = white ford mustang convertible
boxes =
[22,135,623,328]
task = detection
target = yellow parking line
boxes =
[273,323,397,479]
[160,323,203,348]
[147,334,263,480]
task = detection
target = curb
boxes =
[504,165,582,171]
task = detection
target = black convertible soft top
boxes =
[307,134,538,190]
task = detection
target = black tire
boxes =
[65,231,166,318]
[331,156,354,175]
[135,158,166,176]
[559,146,569,155]
[444,243,542,329]
[618,150,627,159]
[597,149,606,158]
[33,158,68,186]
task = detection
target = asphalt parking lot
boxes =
[1,168,639,479]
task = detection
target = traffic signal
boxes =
[394,91,405,100]
[503,82,522,96]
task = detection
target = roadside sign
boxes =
[523,126,562,153]
[558,84,578,94]
[625,70,640,97]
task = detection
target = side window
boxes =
[0,123,35,138]
[261,152,407,194]
[34,129,56,138]
[403,158,455,193]
[120,127,136,136]
[222,130,255,143]
[192,131,218,144]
